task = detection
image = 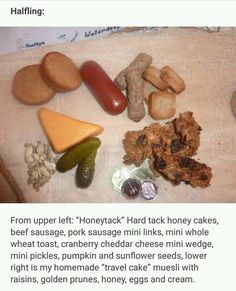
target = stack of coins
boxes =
[111,164,159,201]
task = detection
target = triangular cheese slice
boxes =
[38,108,103,153]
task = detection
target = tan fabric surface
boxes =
[0,28,236,203]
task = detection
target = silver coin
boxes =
[131,167,155,182]
[141,180,158,200]
[111,167,131,192]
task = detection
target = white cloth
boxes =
[0,28,236,202]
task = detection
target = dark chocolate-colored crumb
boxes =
[171,139,184,153]
[199,174,208,181]
[154,157,167,170]
[174,173,182,185]
[136,135,146,146]
[179,157,192,167]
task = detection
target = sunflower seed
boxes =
[31,170,39,181]
[36,142,44,155]
[43,160,56,171]
[24,141,57,192]
[25,155,34,164]
[24,146,33,157]
[40,166,51,178]
[40,153,47,160]
[28,161,37,169]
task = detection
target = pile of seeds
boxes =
[24,141,57,191]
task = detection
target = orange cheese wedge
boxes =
[38,108,103,153]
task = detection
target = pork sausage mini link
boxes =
[80,61,127,115]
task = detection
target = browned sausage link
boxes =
[81,61,127,115]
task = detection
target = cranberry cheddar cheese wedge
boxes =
[38,108,103,153]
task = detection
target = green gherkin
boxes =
[56,138,101,173]
[76,149,97,188]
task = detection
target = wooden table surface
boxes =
[0,28,236,203]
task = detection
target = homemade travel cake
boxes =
[150,152,212,188]
[123,112,212,188]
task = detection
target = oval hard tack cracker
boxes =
[41,52,82,92]
[160,66,185,94]
[143,66,169,91]
[13,65,56,106]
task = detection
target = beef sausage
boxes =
[81,61,127,115]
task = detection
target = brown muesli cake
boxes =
[150,152,212,188]
[123,111,212,188]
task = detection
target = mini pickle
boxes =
[56,137,101,173]
[75,149,97,188]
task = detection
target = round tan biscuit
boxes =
[41,52,82,92]
[13,65,56,106]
